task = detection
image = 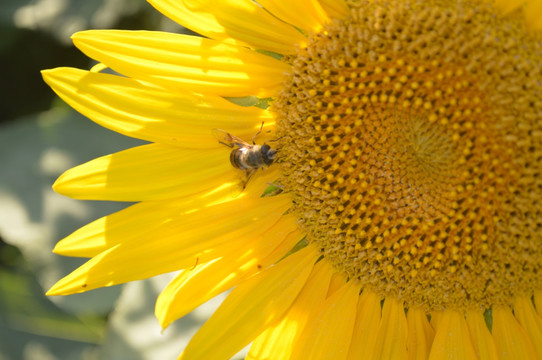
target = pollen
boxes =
[274,1,542,311]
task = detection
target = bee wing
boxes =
[212,128,250,148]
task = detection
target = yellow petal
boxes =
[256,0,329,33]
[524,0,542,30]
[494,0,527,14]
[72,30,289,97]
[52,169,280,257]
[372,297,408,360]
[430,311,442,330]
[514,296,542,359]
[535,290,542,315]
[51,191,234,257]
[53,200,179,257]
[41,67,272,148]
[147,0,306,54]
[291,279,360,360]
[429,310,477,360]
[318,0,349,18]
[465,310,499,360]
[327,271,348,297]
[247,259,334,360]
[53,144,238,201]
[47,180,291,295]
[492,305,538,359]
[347,289,382,360]
[407,307,435,360]
[179,245,317,360]
[256,227,306,270]
[156,213,301,328]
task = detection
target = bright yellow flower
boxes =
[42,0,542,359]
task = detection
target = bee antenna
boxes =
[267,135,285,143]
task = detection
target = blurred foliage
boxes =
[0,25,88,122]
[0,238,105,360]
[0,1,212,359]
[0,0,185,123]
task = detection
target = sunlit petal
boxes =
[372,297,408,360]
[513,297,542,359]
[317,0,348,18]
[247,259,334,360]
[465,311,499,360]
[147,0,306,54]
[47,177,291,295]
[53,144,238,201]
[492,306,538,360]
[42,67,272,148]
[179,245,317,360]
[256,0,329,33]
[290,280,359,360]
[156,214,302,328]
[407,307,435,360]
[72,30,289,97]
[346,289,382,360]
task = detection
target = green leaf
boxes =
[225,96,274,109]
[0,266,105,359]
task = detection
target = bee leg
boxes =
[251,121,265,144]
[218,140,235,148]
[241,169,256,190]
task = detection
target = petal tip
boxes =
[41,68,57,83]
[45,282,66,296]
[52,176,68,196]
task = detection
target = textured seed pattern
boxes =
[274,0,542,310]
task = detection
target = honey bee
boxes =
[213,124,277,187]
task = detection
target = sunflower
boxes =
[42,0,542,359]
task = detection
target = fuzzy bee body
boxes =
[213,128,277,188]
[230,144,276,170]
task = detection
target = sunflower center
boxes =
[274,0,542,310]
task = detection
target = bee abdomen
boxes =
[230,145,276,170]
[230,149,248,169]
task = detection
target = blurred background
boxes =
[0,0,231,359]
